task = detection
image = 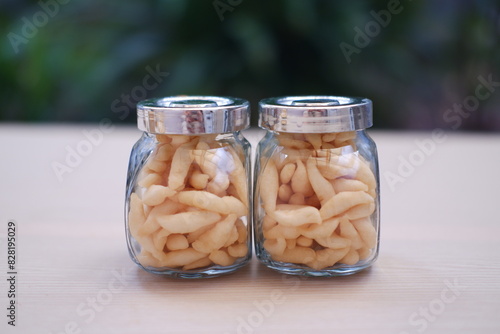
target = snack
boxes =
[258,131,377,270]
[128,134,249,269]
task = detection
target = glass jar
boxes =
[125,96,252,278]
[254,96,380,276]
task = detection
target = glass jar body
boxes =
[254,130,380,276]
[125,131,252,278]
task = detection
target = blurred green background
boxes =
[1,0,499,130]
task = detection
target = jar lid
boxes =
[259,96,372,133]
[137,96,250,134]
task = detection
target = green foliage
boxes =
[1,0,499,130]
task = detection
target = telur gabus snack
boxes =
[254,96,380,276]
[125,96,251,278]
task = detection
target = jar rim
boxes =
[259,95,372,133]
[137,95,250,134]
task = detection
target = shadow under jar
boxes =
[254,96,380,276]
[125,96,252,278]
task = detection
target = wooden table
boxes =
[1,124,499,334]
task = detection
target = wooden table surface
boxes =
[0,124,499,334]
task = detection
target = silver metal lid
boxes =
[137,96,250,134]
[259,96,373,133]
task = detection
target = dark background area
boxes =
[1,0,499,130]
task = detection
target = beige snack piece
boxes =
[221,196,247,216]
[322,133,336,143]
[157,211,221,234]
[228,243,248,258]
[192,214,237,254]
[263,238,287,256]
[186,224,213,244]
[168,140,196,191]
[308,248,350,270]
[136,251,161,268]
[260,159,279,213]
[192,143,216,177]
[288,192,305,205]
[299,217,340,239]
[286,238,296,249]
[339,218,364,250]
[139,199,179,235]
[138,173,163,188]
[278,184,293,202]
[319,191,374,220]
[227,147,249,207]
[358,247,371,260]
[203,147,232,195]
[332,178,369,193]
[128,193,146,235]
[280,163,296,184]
[273,205,322,227]
[316,163,353,180]
[306,157,335,204]
[142,185,176,206]
[296,236,313,247]
[345,202,375,220]
[155,143,174,161]
[170,134,192,148]
[277,133,311,149]
[159,248,207,268]
[272,247,316,265]
[182,256,212,270]
[225,184,238,199]
[177,190,225,213]
[339,249,360,265]
[183,256,212,271]
[291,160,315,197]
[315,234,351,249]
[235,219,248,243]
[146,159,168,173]
[209,249,236,266]
[189,169,209,189]
[276,148,309,168]
[153,228,171,251]
[156,134,172,144]
[223,226,239,247]
[304,133,322,150]
[166,234,189,251]
[262,215,277,231]
[177,190,246,217]
[351,217,377,249]
[264,224,301,239]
